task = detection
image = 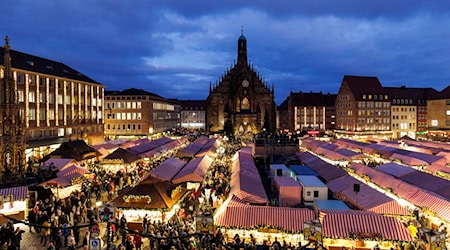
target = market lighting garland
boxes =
[122,195,152,204]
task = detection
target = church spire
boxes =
[237,26,247,66]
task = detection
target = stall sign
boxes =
[303,221,322,243]
[99,204,115,222]
[195,214,214,234]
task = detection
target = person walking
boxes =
[41,219,51,246]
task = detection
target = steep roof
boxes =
[384,86,439,103]
[341,75,385,101]
[0,47,101,84]
[430,85,450,100]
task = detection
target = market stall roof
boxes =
[56,165,90,177]
[229,151,268,205]
[408,190,450,223]
[44,140,101,161]
[333,138,370,152]
[102,148,141,164]
[0,185,28,200]
[214,195,314,232]
[375,162,416,177]
[40,158,78,171]
[150,157,187,182]
[110,176,188,210]
[300,138,328,151]
[289,165,318,176]
[39,172,85,187]
[363,144,396,158]
[313,200,350,211]
[195,137,221,157]
[401,138,450,152]
[297,154,348,183]
[129,137,173,155]
[176,135,209,158]
[337,182,409,216]
[393,169,450,200]
[171,155,212,184]
[319,210,413,241]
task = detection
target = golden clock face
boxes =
[242,79,249,87]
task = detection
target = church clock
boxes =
[242,79,249,88]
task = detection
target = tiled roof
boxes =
[384,86,438,103]
[178,100,206,110]
[0,47,101,84]
[430,85,450,100]
[341,75,385,101]
[290,92,337,107]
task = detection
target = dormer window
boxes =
[46,65,53,71]
[363,95,366,99]
[368,95,372,99]
[26,61,34,66]
[63,69,69,74]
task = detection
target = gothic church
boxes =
[206,31,276,136]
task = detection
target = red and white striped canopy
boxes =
[214,195,314,232]
[319,210,413,241]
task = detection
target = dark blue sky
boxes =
[3,0,450,104]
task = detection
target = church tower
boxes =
[206,30,276,137]
[0,36,26,181]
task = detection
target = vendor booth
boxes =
[0,185,28,224]
[110,176,189,230]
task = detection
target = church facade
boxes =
[206,32,276,136]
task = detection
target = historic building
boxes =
[179,100,206,130]
[427,85,450,140]
[278,91,336,134]
[206,32,276,136]
[335,75,392,139]
[0,37,104,166]
[0,37,26,181]
[104,88,180,139]
[385,86,438,139]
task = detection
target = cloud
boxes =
[3,0,450,103]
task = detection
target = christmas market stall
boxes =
[319,209,413,250]
[0,185,28,224]
[101,147,141,173]
[150,157,187,182]
[38,172,86,199]
[171,155,213,185]
[214,194,315,246]
[176,135,210,159]
[110,176,189,230]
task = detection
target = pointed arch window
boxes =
[241,97,250,110]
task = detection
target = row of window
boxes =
[392,115,415,119]
[15,74,102,97]
[17,90,102,106]
[106,112,142,120]
[107,101,142,109]
[27,108,99,121]
[392,107,416,112]
[392,123,416,130]
[357,101,390,108]
[106,123,142,132]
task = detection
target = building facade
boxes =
[206,32,276,136]
[335,75,392,139]
[427,85,450,140]
[0,38,104,162]
[104,88,180,139]
[278,91,336,134]
[385,86,438,139]
[179,100,206,130]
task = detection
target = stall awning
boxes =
[150,157,186,182]
[214,195,314,232]
[171,155,212,184]
[319,210,413,241]
[0,186,28,201]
